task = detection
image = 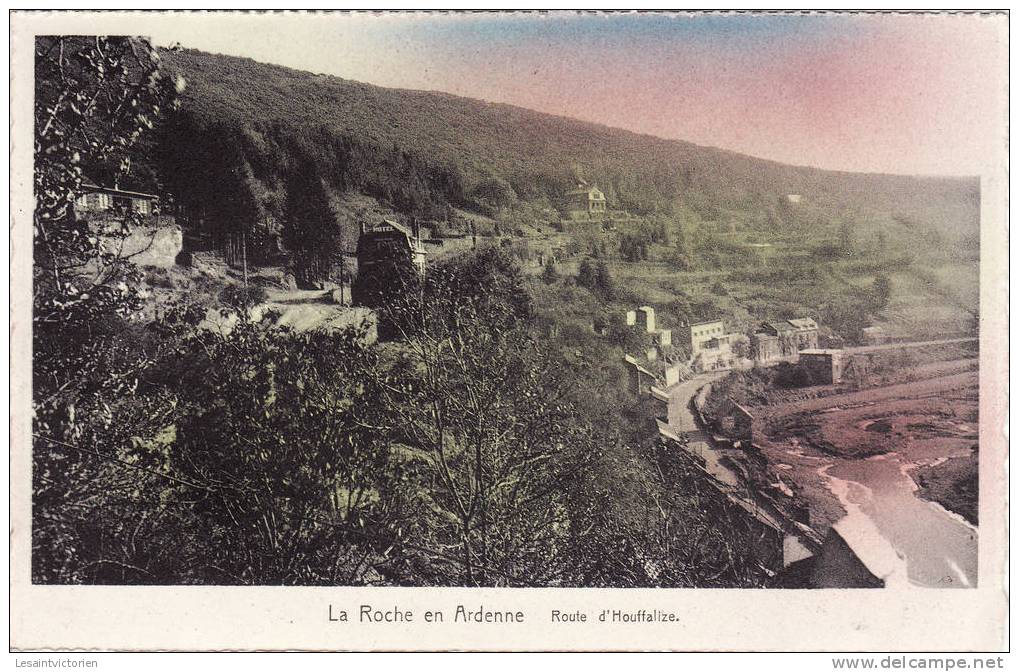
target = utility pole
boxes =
[339,258,346,306]
[241,230,249,291]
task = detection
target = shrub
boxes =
[218,283,268,310]
[772,362,816,388]
[541,259,559,284]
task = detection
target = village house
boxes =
[71,181,184,267]
[752,318,819,362]
[689,319,725,354]
[751,331,783,363]
[787,318,820,349]
[357,218,427,275]
[687,319,744,372]
[75,181,159,216]
[566,182,607,217]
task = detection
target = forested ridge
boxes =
[116,48,978,242]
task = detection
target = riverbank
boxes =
[912,451,979,527]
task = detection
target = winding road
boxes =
[659,373,817,550]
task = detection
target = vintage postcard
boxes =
[9,9,1009,652]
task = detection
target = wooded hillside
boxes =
[116,48,978,252]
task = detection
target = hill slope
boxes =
[116,48,979,269]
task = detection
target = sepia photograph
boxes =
[10,8,1009,652]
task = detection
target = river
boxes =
[820,453,977,588]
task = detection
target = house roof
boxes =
[766,321,796,333]
[381,218,411,235]
[762,317,817,333]
[367,219,421,240]
[622,354,655,378]
[788,317,818,330]
[79,181,158,200]
[361,219,427,253]
[566,185,605,199]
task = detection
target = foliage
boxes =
[669,225,693,270]
[577,257,614,297]
[32,36,184,583]
[729,334,750,360]
[595,260,615,298]
[282,150,341,286]
[620,232,650,262]
[771,361,819,389]
[366,248,590,585]
[162,318,399,584]
[604,314,652,354]
[820,298,870,345]
[838,218,855,256]
[871,274,892,312]
[540,258,559,284]
[561,437,776,586]
[703,369,775,418]
[470,175,518,214]
[218,283,268,312]
[577,257,598,291]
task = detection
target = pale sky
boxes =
[148,11,1008,177]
